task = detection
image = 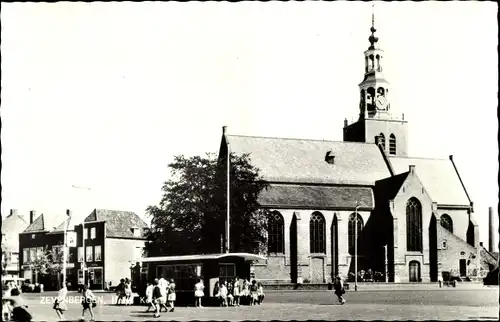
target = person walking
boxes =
[167,279,176,312]
[158,276,169,312]
[145,281,156,313]
[53,283,68,320]
[152,279,162,318]
[438,274,443,288]
[80,285,96,321]
[219,281,228,307]
[194,279,204,308]
[333,275,346,305]
[115,279,125,305]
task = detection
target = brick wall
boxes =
[255,208,373,283]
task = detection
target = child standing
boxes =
[227,280,234,306]
[333,275,346,305]
[249,280,258,306]
[257,282,264,304]
[194,279,205,308]
[233,277,240,307]
[219,282,228,307]
[167,279,176,312]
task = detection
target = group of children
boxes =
[115,278,133,305]
[144,276,176,318]
[52,283,97,321]
[213,277,265,307]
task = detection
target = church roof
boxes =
[259,184,374,210]
[226,135,391,185]
[388,156,470,206]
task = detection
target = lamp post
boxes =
[384,244,388,283]
[72,185,92,288]
[62,209,72,288]
[354,202,359,292]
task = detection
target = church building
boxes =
[217,15,491,283]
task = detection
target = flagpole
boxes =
[226,130,230,254]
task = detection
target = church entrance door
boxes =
[409,261,421,282]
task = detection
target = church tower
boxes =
[343,11,408,157]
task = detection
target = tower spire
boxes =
[369,3,379,49]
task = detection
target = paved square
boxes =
[17,287,499,321]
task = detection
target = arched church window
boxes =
[389,134,396,155]
[378,133,386,149]
[348,213,364,255]
[310,212,326,254]
[376,54,380,71]
[440,214,453,233]
[268,211,284,254]
[406,197,423,252]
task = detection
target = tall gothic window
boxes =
[348,213,364,255]
[406,197,423,252]
[379,133,386,149]
[440,214,453,233]
[268,211,284,254]
[389,134,396,155]
[310,212,326,254]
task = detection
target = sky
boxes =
[1,2,498,250]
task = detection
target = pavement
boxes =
[11,287,500,321]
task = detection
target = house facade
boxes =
[217,16,496,284]
[18,208,148,290]
[1,209,30,278]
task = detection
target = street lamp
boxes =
[354,201,359,292]
[72,185,92,288]
[62,209,72,288]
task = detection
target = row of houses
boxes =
[2,208,148,290]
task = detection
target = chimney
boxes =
[409,165,415,174]
[29,210,36,224]
[402,113,405,120]
[344,118,348,128]
[489,207,495,252]
[480,242,483,247]
[9,209,18,218]
[449,155,453,161]
[222,126,227,135]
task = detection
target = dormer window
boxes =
[325,151,335,164]
[131,227,140,237]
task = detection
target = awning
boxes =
[141,252,266,263]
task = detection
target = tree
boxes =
[28,244,72,288]
[145,152,269,256]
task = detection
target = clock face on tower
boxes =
[375,96,387,110]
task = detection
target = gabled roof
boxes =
[22,213,64,233]
[374,172,410,202]
[1,214,29,249]
[259,184,374,210]
[225,135,391,185]
[83,209,149,239]
[389,156,470,206]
